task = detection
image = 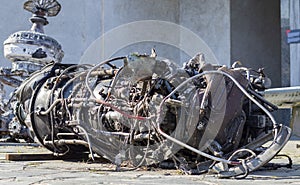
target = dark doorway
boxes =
[230,0,281,87]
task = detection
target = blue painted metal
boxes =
[287,29,300,44]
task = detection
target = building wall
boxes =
[180,0,231,65]
[0,0,231,67]
[82,0,231,66]
[230,0,282,87]
[290,0,300,86]
[98,0,181,64]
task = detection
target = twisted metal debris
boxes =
[0,0,291,179]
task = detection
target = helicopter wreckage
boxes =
[0,0,292,179]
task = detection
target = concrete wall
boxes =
[230,0,281,87]
[86,0,230,66]
[0,0,231,67]
[99,0,181,64]
[180,0,230,65]
[290,0,300,86]
[0,0,282,86]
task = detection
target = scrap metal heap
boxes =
[0,0,292,179]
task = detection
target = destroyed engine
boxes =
[14,53,291,178]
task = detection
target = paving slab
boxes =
[0,137,299,185]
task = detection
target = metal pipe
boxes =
[44,139,89,147]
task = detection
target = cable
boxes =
[77,125,95,161]
[234,160,249,179]
[228,148,257,161]
[85,57,126,98]
[38,99,63,115]
[92,98,147,121]
[48,64,89,153]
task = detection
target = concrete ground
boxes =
[0,136,300,185]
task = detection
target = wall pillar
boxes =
[290,0,300,86]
